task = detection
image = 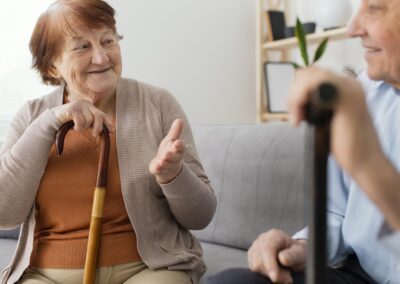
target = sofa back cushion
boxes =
[191,122,307,250]
[0,227,20,239]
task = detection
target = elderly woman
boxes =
[208,0,400,284]
[0,0,216,283]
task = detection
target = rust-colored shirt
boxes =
[30,127,141,268]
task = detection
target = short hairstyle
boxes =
[30,0,120,86]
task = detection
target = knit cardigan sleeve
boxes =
[0,102,61,228]
[157,90,217,230]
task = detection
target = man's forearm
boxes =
[355,153,400,230]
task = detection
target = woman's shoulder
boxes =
[118,77,177,104]
[25,86,63,116]
[14,86,63,123]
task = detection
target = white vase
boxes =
[315,0,353,30]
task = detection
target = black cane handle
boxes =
[304,83,338,126]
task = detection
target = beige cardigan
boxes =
[0,78,216,284]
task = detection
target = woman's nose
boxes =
[91,46,109,65]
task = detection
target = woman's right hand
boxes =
[51,99,114,137]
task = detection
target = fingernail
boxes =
[269,271,277,281]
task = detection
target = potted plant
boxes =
[293,17,329,68]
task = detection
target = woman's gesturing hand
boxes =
[149,119,185,184]
[51,99,114,137]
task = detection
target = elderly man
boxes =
[207,0,400,283]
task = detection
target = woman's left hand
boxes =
[149,119,185,184]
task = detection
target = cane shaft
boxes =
[305,83,338,284]
[83,187,106,284]
[306,127,329,284]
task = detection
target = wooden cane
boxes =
[56,121,110,284]
[304,83,338,284]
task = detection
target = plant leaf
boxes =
[313,37,329,64]
[291,62,302,69]
[295,18,309,66]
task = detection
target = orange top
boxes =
[30,127,141,268]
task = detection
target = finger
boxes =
[166,119,184,141]
[274,268,293,284]
[288,67,332,126]
[91,112,104,137]
[81,108,94,129]
[161,144,184,164]
[173,139,185,154]
[287,70,314,126]
[103,115,115,132]
[73,112,86,132]
[278,242,307,271]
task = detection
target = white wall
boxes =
[108,0,256,125]
[108,0,365,125]
[0,0,365,129]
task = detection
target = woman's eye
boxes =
[74,44,89,51]
[103,39,115,46]
[368,4,383,11]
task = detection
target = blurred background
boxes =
[0,0,364,141]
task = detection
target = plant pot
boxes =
[315,0,352,30]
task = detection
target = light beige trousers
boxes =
[19,261,191,284]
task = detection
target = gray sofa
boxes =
[0,122,307,283]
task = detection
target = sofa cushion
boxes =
[199,241,248,284]
[0,227,20,239]
[192,123,307,250]
[0,239,17,272]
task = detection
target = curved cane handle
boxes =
[55,121,110,187]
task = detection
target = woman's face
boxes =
[348,0,400,86]
[53,25,122,102]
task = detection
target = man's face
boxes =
[348,0,400,87]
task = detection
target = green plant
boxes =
[293,17,329,68]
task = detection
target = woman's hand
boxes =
[149,119,185,184]
[287,67,383,178]
[51,99,114,137]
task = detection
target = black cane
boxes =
[304,83,338,284]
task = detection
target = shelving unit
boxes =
[256,0,349,122]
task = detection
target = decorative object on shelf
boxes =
[264,62,295,113]
[315,0,352,30]
[285,22,316,38]
[265,10,287,40]
[293,18,329,68]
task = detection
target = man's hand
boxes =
[149,119,185,184]
[287,67,383,179]
[248,229,307,283]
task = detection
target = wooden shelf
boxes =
[263,27,348,50]
[261,113,288,121]
[256,0,351,123]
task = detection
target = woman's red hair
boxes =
[30,0,119,85]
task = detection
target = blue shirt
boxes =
[294,72,400,283]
